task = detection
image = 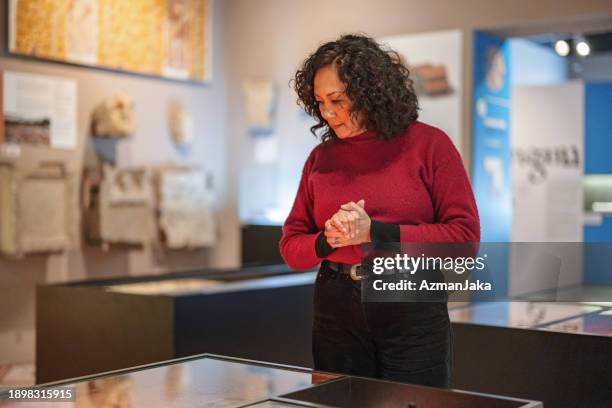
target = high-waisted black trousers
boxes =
[312,264,453,388]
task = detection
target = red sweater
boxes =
[279,121,480,270]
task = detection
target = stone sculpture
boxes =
[91,93,135,138]
[168,101,194,145]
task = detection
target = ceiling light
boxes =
[554,40,570,56]
[576,40,590,57]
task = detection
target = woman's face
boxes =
[313,64,366,139]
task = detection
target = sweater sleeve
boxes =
[370,220,400,242]
[279,149,325,270]
[400,132,480,243]
[315,231,336,257]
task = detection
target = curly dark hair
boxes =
[293,34,419,142]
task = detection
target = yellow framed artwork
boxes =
[8,0,212,83]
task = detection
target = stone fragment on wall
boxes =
[168,101,194,145]
[157,167,216,249]
[242,79,275,133]
[0,164,18,255]
[98,165,156,245]
[90,93,135,138]
[0,162,75,256]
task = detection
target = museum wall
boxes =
[225,0,612,224]
[0,0,238,280]
[0,0,238,364]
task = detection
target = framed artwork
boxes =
[8,0,212,83]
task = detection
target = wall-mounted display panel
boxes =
[8,0,212,83]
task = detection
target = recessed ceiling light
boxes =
[576,40,591,57]
[554,40,570,56]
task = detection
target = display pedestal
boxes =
[36,265,315,383]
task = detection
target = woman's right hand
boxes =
[324,200,367,247]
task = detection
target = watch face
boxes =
[485,46,506,93]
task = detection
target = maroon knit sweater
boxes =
[279,121,480,270]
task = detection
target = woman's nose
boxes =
[322,107,336,118]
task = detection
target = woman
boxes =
[279,34,480,388]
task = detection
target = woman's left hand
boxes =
[325,200,371,247]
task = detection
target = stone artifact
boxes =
[91,93,135,138]
[0,164,18,255]
[0,162,75,256]
[168,101,194,145]
[243,79,275,132]
[98,165,157,245]
[157,167,216,249]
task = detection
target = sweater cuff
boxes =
[315,231,336,258]
[370,220,400,243]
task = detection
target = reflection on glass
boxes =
[541,311,612,336]
[581,302,612,308]
[83,376,134,408]
[0,358,317,408]
[247,401,308,407]
[104,279,223,295]
[449,301,601,328]
[164,364,191,401]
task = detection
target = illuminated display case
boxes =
[0,354,542,407]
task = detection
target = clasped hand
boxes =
[324,199,371,248]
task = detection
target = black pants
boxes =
[312,264,453,388]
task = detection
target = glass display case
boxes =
[449,301,603,328]
[37,267,317,383]
[0,354,542,407]
[540,309,612,336]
